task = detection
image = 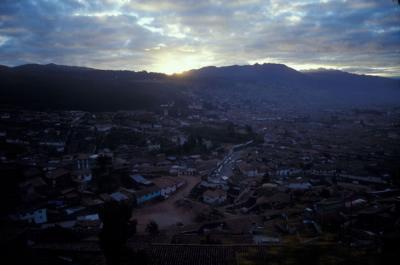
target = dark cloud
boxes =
[0,0,399,76]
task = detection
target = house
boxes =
[202,189,227,205]
[255,193,291,210]
[276,168,302,177]
[76,214,101,228]
[75,153,94,170]
[72,169,92,191]
[61,188,80,204]
[81,197,104,208]
[287,182,312,191]
[45,168,72,189]
[238,162,265,177]
[147,143,161,152]
[18,177,47,202]
[96,149,114,161]
[171,135,188,146]
[110,191,131,202]
[195,159,219,176]
[181,167,196,176]
[18,208,47,224]
[169,165,182,175]
[169,165,197,176]
[135,186,161,205]
[95,124,113,132]
[152,177,185,198]
[314,200,345,218]
[39,140,65,151]
[130,174,152,186]
[113,157,130,171]
[65,206,86,216]
[261,183,278,190]
[345,198,367,209]
[337,174,387,185]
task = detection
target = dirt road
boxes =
[132,175,203,233]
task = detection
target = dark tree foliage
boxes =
[92,155,119,193]
[145,220,159,236]
[99,201,135,265]
[262,172,270,183]
[97,155,113,170]
[35,226,81,243]
[320,188,331,199]
[392,166,400,187]
[245,124,253,134]
[227,122,235,137]
[0,163,21,215]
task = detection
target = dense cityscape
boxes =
[1,0,400,264]
[1,90,400,264]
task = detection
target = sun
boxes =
[152,52,214,75]
[154,60,189,75]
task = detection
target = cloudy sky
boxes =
[0,0,399,76]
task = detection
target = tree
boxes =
[227,122,235,137]
[145,220,159,236]
[245,124,253,134]
[262,172,270,183]
[320,188,331,199]
[99,201,134,265]
[92,155,118,193]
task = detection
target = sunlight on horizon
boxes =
[152,51,216,75]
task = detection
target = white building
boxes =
[153,177,185,198]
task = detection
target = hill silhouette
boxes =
[0,63,398,111]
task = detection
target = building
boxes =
[135,186,161,205]
[130,174,153,186]
[169,165,197,176]
[239,163,259,177]
[18,208,47,224]
[202,189,227,205]
[110,191,131,202]
[72,170,92,191]
[18,177,47,202]
[45,168,72,189]
[287,182,312,191]
[153,177,185,198]
[75,153,96,170]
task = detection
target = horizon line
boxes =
[1,62,399,79]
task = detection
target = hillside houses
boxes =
[16,208,48,224]
[2,103,400,263]
[135,176,186,204]
[202,189,227,205]
[169,165,196,176]
[45,168,72,189]
[238,162,266,177]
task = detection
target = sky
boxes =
[0,0,399,76]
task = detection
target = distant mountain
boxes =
[184,63,305,80]
[0,63,399,111]
[179,64,400,109]
[0,64,182,111]
[181,63,398,89]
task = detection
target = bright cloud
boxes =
[0,0,399,76]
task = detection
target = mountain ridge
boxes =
[1,62,398,81]
[0,63,398,111]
